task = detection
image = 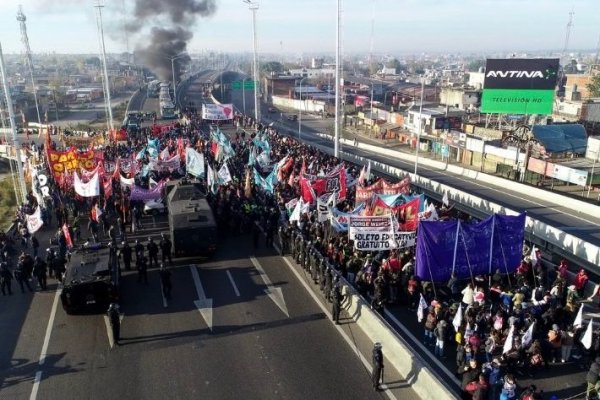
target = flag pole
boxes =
[451,220,461,277]
[459,222,476,288]
[488,215,496,288]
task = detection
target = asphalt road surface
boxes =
[1,209,400,399]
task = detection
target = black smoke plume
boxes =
[129,0,217,81]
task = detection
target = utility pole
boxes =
[94,0,114,131]
[244,0,260,123]
[16,5,42,126]
[0,42,28,203]
[334,0,342,158]
[562,9,574,58]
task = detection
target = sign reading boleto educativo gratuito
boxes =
[480,58,559,115]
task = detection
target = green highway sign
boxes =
[231,80,256,90]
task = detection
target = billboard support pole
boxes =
[588,150,598,198]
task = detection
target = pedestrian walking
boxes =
[372,342,384,391]
[107,303,121,346]
[32,256,47,291]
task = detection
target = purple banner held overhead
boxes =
[416,213,525,282]
[129,180,167,201]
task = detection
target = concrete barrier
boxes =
[342,283,457,399]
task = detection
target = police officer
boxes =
[324,266,333,302]
[52,255,65,283]
[14,260,33,293]
[159,233,172,266]
[277,225,286,255]
[137,256,148,284]
[0,262,13,295]
[372,342,384,390]
[45,248,55,278]
[107,303,121,346]
[147,237,159,269]
[331,275,345,324]
[134,239,144,263]
[32,256,47,291]
[120,242,132,271]
[159,264,172,299]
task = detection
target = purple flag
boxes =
[129,180,167,201]
[416,213,525,282]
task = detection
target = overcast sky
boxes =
[0,0,598,56]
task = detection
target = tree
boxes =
[386,58,401,71]
[260,61,284,75]
[467,59,485,72]
[587,74,600,98]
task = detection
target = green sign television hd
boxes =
[480,58,559,115]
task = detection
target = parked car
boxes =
[268,107,276,113]
[286,114,298,121]
[143,198,167,215]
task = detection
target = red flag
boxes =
[394,197,420,231]
[103,176,113,199]
[300,159,306,175]
[299,176,316,204]
[62,223,73,249]
[112,158,121,180]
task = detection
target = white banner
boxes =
[348,216,394,240]
[74,170,100,197]
[120,175,135,190]
[218,164,232,184]
[202,103,234,120]
[186,147,205,177]
[352,231,416,251]
[26,206,44,234]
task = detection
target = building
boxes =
[288,68,335,79]
[440,86,481,111]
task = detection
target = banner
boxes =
[356,180,383,204]
[415,213,526,282]
[395,197,420,231]
[202,103,234,120]
[103,176,113,199]
[311,168,347,200]
[186,147,205,178]
[218,163,232,184]
[74,170,100,197]
[382,177,411,196]
[129,180,167,201]
[349,216,394,240]
[481,58,559,115]
[154,154,180,172]
[352,231,416,251]
[26,206,44,234]
[47,147,97,178]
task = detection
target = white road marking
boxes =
[104,315,115,349]
[30,288,62,400]
[250,256,289,317]
[160,279,168,307]
[281,256,397,400]
[226,270,241,297]
[190,265,214,331]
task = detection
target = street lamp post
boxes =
[167,53,187,108]
[334,0,341,158]
[242,77,246,115]
[243,0,260,123]
[414,77,425,176]
[94,1,114,131]
[298,77,307,140]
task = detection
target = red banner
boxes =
[356,179,384,204]
[47,147,96,178]
[103,176,113,199]
[394,197,420,231]
[311,168,347,200]
[382,177,411,195]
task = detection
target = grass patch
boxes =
[0,175,19,231]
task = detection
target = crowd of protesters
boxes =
[1,104,597,399]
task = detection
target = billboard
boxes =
[481,58,559,115]
[202,104,234,120]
